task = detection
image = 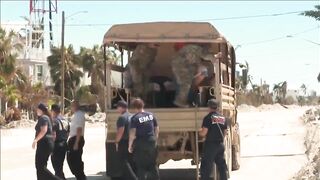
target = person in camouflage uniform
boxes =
[129,44,157,100]
[171,44,219,107]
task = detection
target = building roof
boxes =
[103,22,226,44]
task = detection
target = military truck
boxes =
[102,22,240,179]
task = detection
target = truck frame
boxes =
[102,22,240,179]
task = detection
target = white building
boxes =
[2,21,51,86]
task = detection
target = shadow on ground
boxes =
[66,169,197,180]
[160,168,196,180]
[66,172,107,180]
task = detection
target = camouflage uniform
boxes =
[129,44,157,99]
[171,44,214,107]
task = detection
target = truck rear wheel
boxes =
[211,130,231,180]
[224,127,232,175]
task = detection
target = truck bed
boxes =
[106,108,208,134]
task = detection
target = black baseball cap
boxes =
[116,100,128,108]
[207,99,219,109]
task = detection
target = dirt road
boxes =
[0,107,308,180]
[230,107,308,180]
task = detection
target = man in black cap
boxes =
[51,104,70,180]
[114,100,137,180]
[199,99,229,180]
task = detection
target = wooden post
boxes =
[120,49,124,88]
[195,93,200,180]
[60,11,65,114]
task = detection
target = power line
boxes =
[238,25,320,47]
[1,10,307,27]
[191,10,304,22]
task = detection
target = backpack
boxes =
[55,116,70,142]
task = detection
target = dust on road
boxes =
[1,107,309,180]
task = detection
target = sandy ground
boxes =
[0,107,309,180]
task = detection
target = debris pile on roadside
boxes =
[2,119,36,129]
[86,112,106,123]
[237,104,257,112]
[237,103,289,112]
[293,106,320,180]
[257,103,284,111]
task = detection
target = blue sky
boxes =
[1,1,320,93]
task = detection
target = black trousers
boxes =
[117,140,137,180]
[133,137,159,180]
[35,140,61,180]
[67,136,86,180]
[200,142,228,180]
[51,141,67,180]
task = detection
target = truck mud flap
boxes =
[106,142,122,178]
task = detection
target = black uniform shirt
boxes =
[130,111,158,139]
[202,112,227,142]
[35,115,53,142]
[52,115,70,142]
[116,111,132,141]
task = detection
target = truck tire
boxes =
[232,123,241,170]
[224,127,232,175]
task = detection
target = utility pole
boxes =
[61,11,65,114]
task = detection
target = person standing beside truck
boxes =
[67,101,87,180]
[51,104,70,180]
[114,100,137,180]
[128,98,160,180]
[199,99,229,180]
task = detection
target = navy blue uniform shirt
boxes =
[130,111,158,139]
[116,111,132,141]
[202,112,228,142]
[35,115,53,142]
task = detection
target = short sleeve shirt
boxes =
[130,111,158,138]
[202,112,227,142]
[69,110,86,137]
[35,115,53,141]
[116,111,132,141]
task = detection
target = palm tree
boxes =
[0,28,25,112]
[301,5,320,21]
[0,27,23,80]
[79,45,105,93]
[47,45,84,104]
[273,81,287,104]
[236,61,250,92]
[2,85,21,107]
[300,84,307,96]
[79,45,119,110]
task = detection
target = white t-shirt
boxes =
[69,110,86,137]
